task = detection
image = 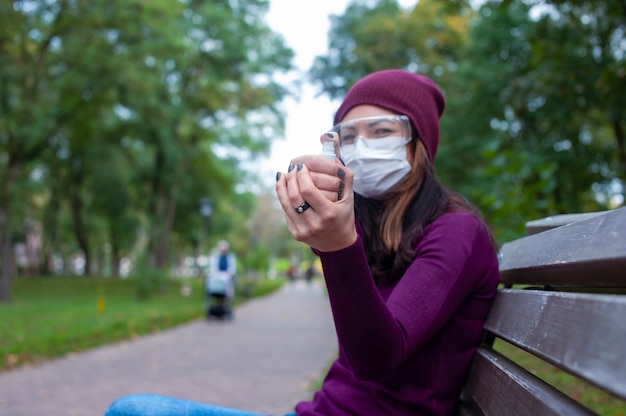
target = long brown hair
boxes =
[354,140,490,285]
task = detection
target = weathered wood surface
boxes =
[525,211,611,235]
[499,206,626,287]
[462,348,594,416]
[484,289,626,399]
[459,207,626,415]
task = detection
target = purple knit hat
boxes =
[334,69,446,162]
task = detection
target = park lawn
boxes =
[1,275,283,372]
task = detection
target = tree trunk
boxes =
[0,228,12,301]
[70,177,91,276]
[147,196,164,269]
[613,117,625,178]
[40,195,60,275]
[0,159,21,301]
[110,226,120,278]
[149,194,177,269]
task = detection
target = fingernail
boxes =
[297,163,303,171]
[337,168,345,178]
[338,180,345,191]
[325,132,334,138]
[288,163,294,172]
[338,156,346,166]
[275,172,281,182]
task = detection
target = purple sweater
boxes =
[295,211,500,416]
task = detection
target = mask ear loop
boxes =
[401,118,419,166]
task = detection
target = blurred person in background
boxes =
[204,240,237,319]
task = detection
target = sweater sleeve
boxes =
[318,212,494,380]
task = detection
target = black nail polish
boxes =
[338,180,345,191]
[337,168,345,178]
[325,132,334,138]
[288,164,294,172]
[297,163,303,171]
[275,172,281,182]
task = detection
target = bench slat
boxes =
[484,289,626,400]
[462,348,594,416]
[525,211,610,235]
[499,206,626,287]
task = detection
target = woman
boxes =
[104,69,499,416]
[275,69,500,415]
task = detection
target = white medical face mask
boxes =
[342,136,411,199]
[333,115,412,199]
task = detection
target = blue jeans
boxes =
[104,394,296,416]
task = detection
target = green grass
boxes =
[1,275,284,372]
[494,340,626,416]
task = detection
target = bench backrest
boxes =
[459,206,626,415]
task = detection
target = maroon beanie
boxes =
[334,69,446,162]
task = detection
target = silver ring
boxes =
[295,201,311,214]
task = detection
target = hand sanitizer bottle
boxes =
[320,140,336,161]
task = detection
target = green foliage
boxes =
[132,263,168,300]
[308,0,624,243]
[309,0,474,98]
[242,275,284,298]
[0,0,295,298]
[441,0,624,240]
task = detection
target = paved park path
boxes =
[0,280,337,416]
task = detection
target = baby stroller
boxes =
[205,271,234,320]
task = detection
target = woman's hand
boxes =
[275,151,357,253]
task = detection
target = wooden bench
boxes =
[459,206,626,415]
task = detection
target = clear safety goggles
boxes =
[331,115,412,156]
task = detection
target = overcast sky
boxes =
[251,1,417,188]
[258,1,348,184]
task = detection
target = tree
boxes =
[118,0,293,271]
[1,0,78,297]
[309,0,473,99]
[0,0,294,300]
[444,0,625,239]
[308,0,624,242]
